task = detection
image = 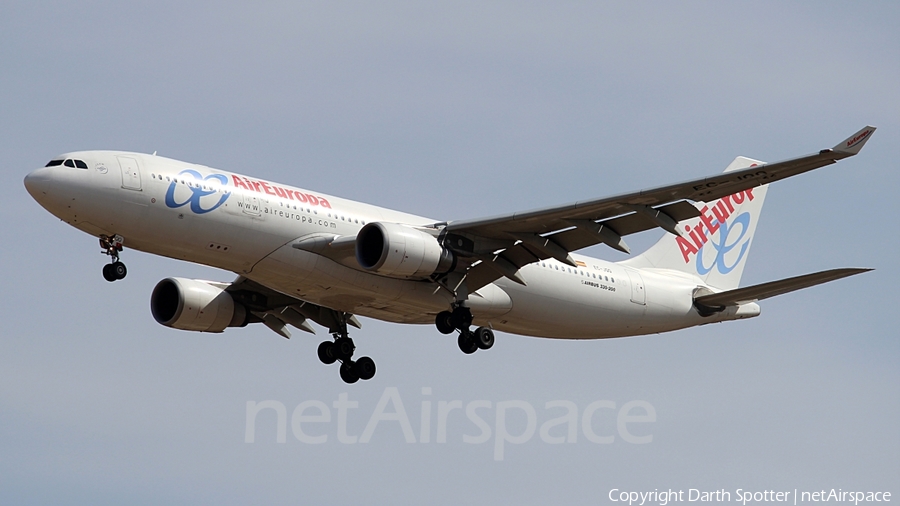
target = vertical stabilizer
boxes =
[620,156,769,290]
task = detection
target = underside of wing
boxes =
[693,268,872,315]
[227,276,361,338]
[442,126,875,291]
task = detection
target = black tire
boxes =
[102,264,116,282]
[317,341,337,365]
[333,337,355,360]
[435,311,455,334]
[340,361,360,384]
[112,261,127,280]
[355,356,376,381]
[474,327,495,350]
[450,306,472,329]
[457,332,478,354]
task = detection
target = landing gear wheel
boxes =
[317,341,337,365]
[102,264,116,282]
[458,332,478,354]
[340,361,360,384]
[435,311,455,335]
[450,306,473,330]
[474,327,495,350]
[111,261,127,280]
[333,337,355,361]
[354,356,376,381]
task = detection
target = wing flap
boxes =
[227,276,359,333]
[544,200,698,253]
[693,268,872,308]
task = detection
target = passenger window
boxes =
[45,160,64,167]
[74,160,88,169]
[64,159,75,168]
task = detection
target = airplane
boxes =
[23,126,875,383]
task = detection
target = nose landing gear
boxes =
[100,234,127,282]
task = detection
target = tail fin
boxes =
[620,156,769,290]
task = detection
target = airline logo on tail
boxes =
[677,189,756,275]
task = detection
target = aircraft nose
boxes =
[24,167,54,201]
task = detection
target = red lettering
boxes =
[687,225,705,250]
[721,194,735,213]
[677,236,699,263]
[698,205,720,236]
[251,180,262,193]
[320,198,332,209]
[232,175,248,189]
[732,191,745,204]
[712,201,729,224]
[847,130,869,147]
[294,191,308,203]
[745,187,754,201]
[307,195,320,206]
[285,188,295,200]
[260,181,275,196]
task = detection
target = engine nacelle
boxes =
[355,222,456,279]
[150,277,247,332]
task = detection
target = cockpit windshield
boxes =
[47,159,88,169]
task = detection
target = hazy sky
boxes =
[1,2,897,504]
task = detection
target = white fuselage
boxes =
[25,151,758,339]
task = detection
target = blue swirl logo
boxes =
[165,170,231,214]
[696,212,751,275]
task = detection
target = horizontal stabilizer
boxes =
[694,268,872,309]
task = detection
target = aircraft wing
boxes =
[226,276,361,338]
[443,126,875,291]
[693,268,872,311]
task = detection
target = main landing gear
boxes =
[316,318,376,384]
[100,235,127,282]
[435,306,495,355]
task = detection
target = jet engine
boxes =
[355,222,456,279]
[150,277,248,332]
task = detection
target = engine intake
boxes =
[356,222,456,279]
[150,277,248,332]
